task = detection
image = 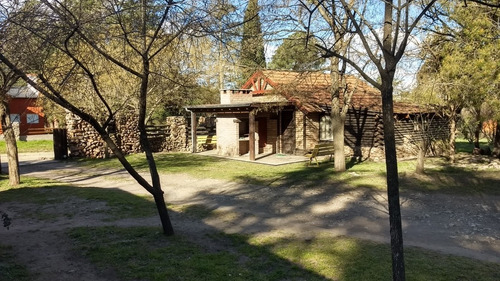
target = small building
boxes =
[186,70,449,161]
[0,84,48,140]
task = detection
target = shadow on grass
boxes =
[399,161,500,196]
[0,176,157,220]
[1,173,499,280]
[0,179,329,281]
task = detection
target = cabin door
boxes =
[257,117,267,151]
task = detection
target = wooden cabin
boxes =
[186,70,449,161]
[0,84,48,139]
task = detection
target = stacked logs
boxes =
[66,114,107,158]
[66,114,198,158]
[66,113,217,158]
[66,113,142,158]
[164,116,189,152]
[115,115,141,154]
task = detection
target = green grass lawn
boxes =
[1,176,498,281]
[0,140,53,154]
[68,226,500,281]
[79,151,500,196]
[455,137,490,153]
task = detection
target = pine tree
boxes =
[269,31,325,71]
[240,0,265,79]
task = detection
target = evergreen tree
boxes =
[269,31,325,70]
[240,0,265,79]
[416,3,499,159]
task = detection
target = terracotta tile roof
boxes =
[244,70,426,114]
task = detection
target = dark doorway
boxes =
[257,117,267,150]
[280,111,295,154]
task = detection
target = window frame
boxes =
[319,113,333,141]
[9,114,20,123]
[26,114,40,124]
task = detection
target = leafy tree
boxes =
[0,5,41,186]
[0,0,228,236]
[298,0,500,279]
[299,0,355,173]
[416,2,499,160]
[240,0,266,79]
[269,31,325,70]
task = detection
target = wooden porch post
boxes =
[249,110,256,161]
[278,110,282,154]
[303,112,307,151]
[190,111,197,153]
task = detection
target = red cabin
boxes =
[0,85,47,139]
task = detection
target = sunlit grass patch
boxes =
[0,140,53,154]
[75,150,500,195]
[68,226,327,281]
[68,227,500,281]
[455,137,490,153]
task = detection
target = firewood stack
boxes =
[164,116,188,152]
[66,114,206,158]
[115,115,141,154]
[66,114,106,158]
[66,113,142,158]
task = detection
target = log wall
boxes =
[343,109,450,160]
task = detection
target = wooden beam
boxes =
[303,112,307,151]
[278,110,282,154]
[249,110,255,161]
[190,111,197,153]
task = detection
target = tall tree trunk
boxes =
[381,78,405,281]
[474,119,481,149]
[152,191,175,235]
[138,31,174,235]
[0,99,20,185]
[381,0,405,277]
[448,113,457,163]
[331,112,346,171]
[135,0,174,236]
[492,120,500,158]
[330,58,346,172]
[416,141,426,174]
[101,131,175,236]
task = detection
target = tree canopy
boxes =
[416,2,499,149]
[0,0,232,236]
[269,31,325,70]
[240,0,266,79]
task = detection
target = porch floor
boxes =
[196,149,309,166]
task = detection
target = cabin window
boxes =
[10,114,20,123]
[239,119,249,139]
[27,114,39,124]
[320,114,333,141]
